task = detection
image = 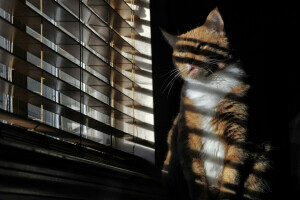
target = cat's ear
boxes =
[204,8,224,34]
[160,29,178,48]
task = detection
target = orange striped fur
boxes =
[162,8,271,200]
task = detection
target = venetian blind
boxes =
[0,0,154,163]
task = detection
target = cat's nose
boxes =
[186,64,200,76]
[186,64,194,73]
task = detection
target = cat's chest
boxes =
[184,81,223,115]
[183,81,226,187]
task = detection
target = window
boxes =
[0,0,154,163]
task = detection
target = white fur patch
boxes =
[184,64,243,187]
[201,115,225,187]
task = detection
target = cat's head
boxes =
[162,8,234,81]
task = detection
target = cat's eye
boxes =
[178,51,186,56]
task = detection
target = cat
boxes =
[161,8,271,200]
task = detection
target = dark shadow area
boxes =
[289,112,300,196]
[151,0,298,199]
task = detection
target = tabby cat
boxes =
[161,8,271,200]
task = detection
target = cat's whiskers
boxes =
[161,68,182,96]
[159,68,180,78]
[166,71,182,97]
[204,66,214,74]
[160,68,180,91]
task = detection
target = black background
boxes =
[150,0,299,199]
